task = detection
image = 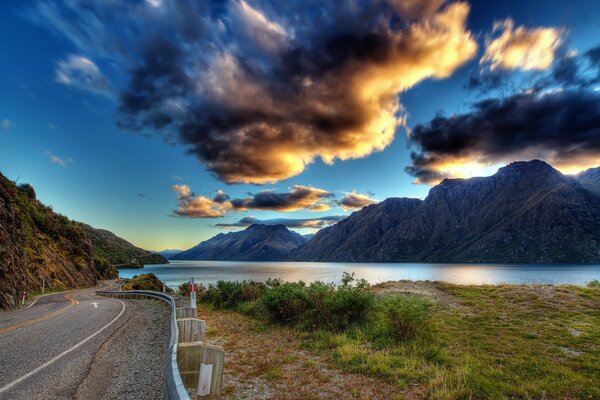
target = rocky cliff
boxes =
[172,224,308,261]
[0,173,117,309]
[292,160,600,263]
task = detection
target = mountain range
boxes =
[291,160,600,263]
[171,224,308,261]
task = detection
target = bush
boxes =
[200,280,267,309]
[18,183,36,199]
[121,273,167,291]
[588,280,600,289]
[261,282,311,325]
[93,256,118,280]
[178,282,190,297]
[376,295,431,342]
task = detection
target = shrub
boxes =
[178,282,190,297]
[200,280,267,309]
[588,280,600,289]
[261,281,310,325]
[93,256,117,279]
[121,273,166,291]
[18,183,36,199]
[376,295,431,342]
[304,279,374,331]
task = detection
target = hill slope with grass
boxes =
[292,160,600,263]
[79,224,167,268]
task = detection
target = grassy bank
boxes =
[195,275,600,399]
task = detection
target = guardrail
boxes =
[96,290,190,400]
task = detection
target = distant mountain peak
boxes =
[172,223,308,261]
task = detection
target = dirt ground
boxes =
[199,305,404,400]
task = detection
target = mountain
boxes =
[292,160,600,263]
[172,224,308,261]
[0,173,117,309]
[79,224,168,268]
[155,249,183,259]
[577,167,600,195]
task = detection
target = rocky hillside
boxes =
[292,160,600,263]
[172,224,308,261]
[0,173,117,309]
[80,224,168,268]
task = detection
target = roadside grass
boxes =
[198,277,600,399]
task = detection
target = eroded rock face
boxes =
[292,160,600,263]
[0,183,26,309]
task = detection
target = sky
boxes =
[1,0,600,251]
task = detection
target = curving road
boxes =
[0,282,168,400]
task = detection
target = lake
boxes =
[119,260,600,288]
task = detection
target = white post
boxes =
[162,283,166,293]
[190,277,197,309]
[42,278,45,295]
[21,292,26,305]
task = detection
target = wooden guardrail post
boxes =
[176,307,198,319]
[177,342,224,399]
[177,318,206,343]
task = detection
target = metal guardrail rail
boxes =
[96,290,190,400]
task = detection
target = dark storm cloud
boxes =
[33,0,478,184]
[171,184,334,218]
[215,216,345,229]
[407,89,600,183]
[229,186,334,212]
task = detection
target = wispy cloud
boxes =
[55,55,114,97]
[45,150,72,167]
[2,118,15,130]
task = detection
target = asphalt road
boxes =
[0,282,165,400]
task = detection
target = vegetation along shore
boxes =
[185,275,600,399]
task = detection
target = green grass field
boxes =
[196,277,600,399]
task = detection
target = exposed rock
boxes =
[0,173,117,309]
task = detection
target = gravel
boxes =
[75,299,170,400]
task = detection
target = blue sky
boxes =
[1,0,600,251]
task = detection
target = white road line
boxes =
[91,302,99,309]
[0,300,127,395]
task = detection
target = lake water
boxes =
[119,260,600,288]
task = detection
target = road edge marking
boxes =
[0,300,127,395]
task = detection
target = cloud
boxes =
[45,150,72,167]
[171,184,227,218]
[33,0,477,184]
[2,118,15,130]
[229,185,333,212]
[481,18,563,71]
[407,89,600,183]
[55,55,113,97]
[336,192,378,210]
[172,184,334,218]
[215,215,345,229]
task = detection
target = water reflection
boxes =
[118,261,600,288]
